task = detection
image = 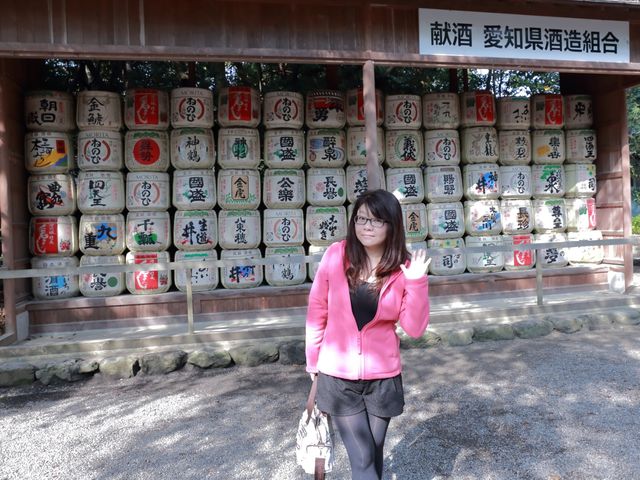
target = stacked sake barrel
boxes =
[459,91,506,273]
[121,89,172,294]
[305,90,349,280]
[170,87,218,292]
[563,95,602,265]
[75,90,127,297]
[384,93,428,262]
[25,91,80,299]
[262,91,307,285]
[216,87,264,288]
[422,92,466,275]
[496,95,536,271]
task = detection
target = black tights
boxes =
[332,411,391,480]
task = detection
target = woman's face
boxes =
[354,204,389,252]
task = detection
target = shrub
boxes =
[633,215,640,235]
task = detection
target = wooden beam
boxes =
[363,60,381,190]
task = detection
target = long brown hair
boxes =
[345,189,409,290]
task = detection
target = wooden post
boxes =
[449,68,459,93]
[536,249,544,306]
[363,60,381,190]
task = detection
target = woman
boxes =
[306,189,430,479]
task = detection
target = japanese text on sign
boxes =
[419,9,629,63]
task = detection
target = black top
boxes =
[350,282,379,331]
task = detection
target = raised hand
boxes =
[400,249,431,279]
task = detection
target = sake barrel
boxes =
[263,91,305,129]
[532,94,564,129]
[265,246,307,286]
[533,199,566,233]
[567,230,604,264]
[218,210,261,249]
[217,168,261,210]
[384,94,421,130]
[29,216,78,257]
[174,250,219,292]
[460,91,496,127]
[427,237,466,275]
[220,248,263,289]
[77,130,123,171]
[126,172,170,211]
[464,200,502,236]
[565,197,596,231]
[465,235,504,273]
[347,126,385,165]
[346,88,384,127]
[170,128,216,169]
[79,254,125,297]
[125,211,171,252]
[498,130,531,166]
[305,90,346,129]
[500,165,532,199]
[385,167,425,204]
[385,130,423,168]
[218,128,261,169]
[170,87,214,128]
[565,163,596,198]
[305,206,348,246]
[424,166,463,203]
[31,256,79,300]
[306,129,347,168]
[306,168,347,207]
[263,208,305,246]
[424,129,460,167]
[500,199,534,234]
[531,164,565,198]
[28,174,76,216]
[346,165,385,204]
[172,169,216,210]
[565,129,597,163]
[124,130,170,172]
[77,171,125,214]
[496,96,531,130]
[264,129,305,169]
[76,90,122,131]
[79,213,126,255]
[461,127,499,164]
[308,244,329,281]
[564,95,593,129]
[125,251,172,295]
[532,130,565,164]
[25,131,73,173]
[406,241,427,255]
[173,210,218,251]
[534,232,569,268]
[463,163,500,200]
[427,202,465,239]
[422,92,460,130]
[124,88,170,130]
[402,203,428,242]
[503,234,536,271]
[263,169,306,209]
[217,86,260,128]
[25,91,75,132]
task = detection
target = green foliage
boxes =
[633,215,640,235]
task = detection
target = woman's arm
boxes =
[305,253,331,374]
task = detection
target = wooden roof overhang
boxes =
[0,0,639,78]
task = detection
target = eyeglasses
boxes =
[354,215,387,228]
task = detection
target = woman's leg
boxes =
[367,413,391,478]
[332,411,379,479]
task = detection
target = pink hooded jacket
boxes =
[306,240,430,380]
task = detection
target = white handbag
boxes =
[295,376,334,478]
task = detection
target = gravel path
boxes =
[1,327,640,480]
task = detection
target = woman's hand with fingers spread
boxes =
[400,249,431,280]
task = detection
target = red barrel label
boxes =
[513,234,533,267]
[134,91,159,126]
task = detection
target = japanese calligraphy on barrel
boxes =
[77,130,123,171]
[25,91,75,132]
[28,173,76,216]
[124,88,169,130]
[77,91,122,131]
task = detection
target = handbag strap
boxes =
[314,457,325,480]
[305,375,318,423]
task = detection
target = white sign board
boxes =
[419,8,629,63]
